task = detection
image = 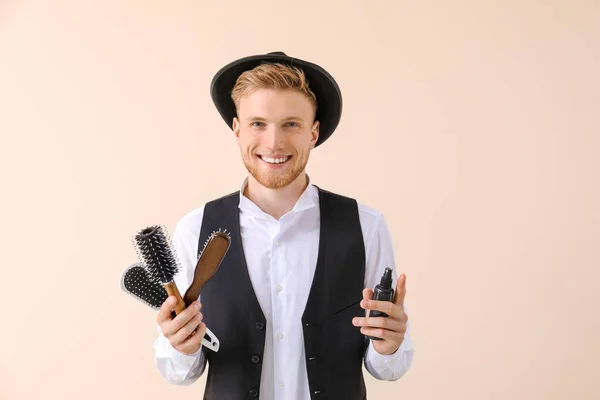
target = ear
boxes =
[232,117,241,140]
[310,120,320,148]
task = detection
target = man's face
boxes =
[233,88,319,189]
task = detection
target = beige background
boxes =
[1,1,599,399]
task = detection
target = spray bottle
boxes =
[367,267,395,341]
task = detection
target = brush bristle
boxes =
[133,225,179,284]
[196,228,231,262]
[122,263,168,309]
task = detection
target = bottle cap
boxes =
[379,267,393,288]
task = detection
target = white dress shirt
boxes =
[154,177,414,398]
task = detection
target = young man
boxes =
[153,51,414,399]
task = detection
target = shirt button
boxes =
[275,240,280,245]
[251,355,260,364]
[278,332,284,339]
[276,285,283,292]
[280,383,285,388]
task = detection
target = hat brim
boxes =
[210,52,342,148]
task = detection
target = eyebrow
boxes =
[244,116,305,121]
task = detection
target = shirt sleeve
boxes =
[153,210,209,385]
[363,305,414,381]
[154,325,208,385]
[362,213,415,381]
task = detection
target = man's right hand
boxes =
[157,296,206,356]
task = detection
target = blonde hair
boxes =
[231,62,318,117]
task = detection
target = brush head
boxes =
[132,224,180,285]
[120,262,168,309]
[183,229,231,306]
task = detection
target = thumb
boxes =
[157,296,177,324]
[394,274,407,307]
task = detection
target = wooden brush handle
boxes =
[164,281,186,315]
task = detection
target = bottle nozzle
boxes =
[379,267,393,288]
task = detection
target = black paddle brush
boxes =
[120,262,169,310]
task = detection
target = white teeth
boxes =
[261,156,289,164]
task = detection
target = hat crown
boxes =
[267,51,287,56]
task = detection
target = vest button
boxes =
[249,389,258,397]
[255,322,264,330]
[251,355,261,364]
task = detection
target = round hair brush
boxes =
[132,224,186,315]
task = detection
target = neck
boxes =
[244,172,309,220]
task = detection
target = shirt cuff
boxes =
[155,333,203,363]
[365,332,414,380]
[367,339,403,368]
[154,332,205,385]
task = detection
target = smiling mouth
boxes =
[258,155,291,164]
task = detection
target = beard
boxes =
[242,151,308,189]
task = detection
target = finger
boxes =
[361,298,396,317]
[353,316,405,333]
[176,322,206,355]
[362,288,374,316]
[170,311,204,347]
[359,326,403,342]
[394,273,407,307]
[162,300,202,338]
[196,321,207,340]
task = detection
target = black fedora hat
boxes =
[210,51,342,148]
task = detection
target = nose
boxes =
[262,125,285,149]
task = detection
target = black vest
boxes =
[198,186,368,400]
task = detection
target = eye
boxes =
[251,121,264,127]
[287,122,299,127]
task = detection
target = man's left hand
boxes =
[353,273,408,355]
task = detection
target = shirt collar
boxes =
[238,175,319,216]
